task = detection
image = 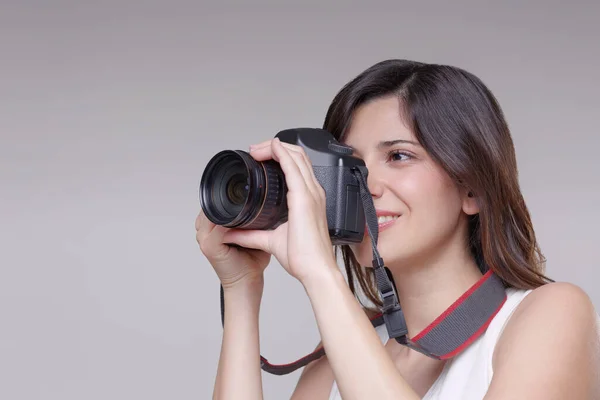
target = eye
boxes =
[387,150,413,162]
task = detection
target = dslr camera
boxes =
[199,128,367,245]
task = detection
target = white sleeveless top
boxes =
[328,288,533,400]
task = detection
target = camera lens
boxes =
[200,150,288,230]
[225,173,248,206]
[208,157,249,219]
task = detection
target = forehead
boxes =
[342,96,416,149]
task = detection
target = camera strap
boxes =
[218,165,507,376]
[350,166,507,360]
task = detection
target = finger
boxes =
[222,229,272,253]
[248,140,304,161]
[196,210,214,233]
[248,141,275,161]
[249,139,273,152]
[195,212,202,231]
[196,211,224,247]
[249,140,307,163]
[249,140,321,198]
[279,145,321,200]
[202,223,227,244]
[198,222,235,260]
[270,138,310,194]
[279,143,324,199]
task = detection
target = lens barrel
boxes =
[199,150,288,230]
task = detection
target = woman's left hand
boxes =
[222,137,337,284]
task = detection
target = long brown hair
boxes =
[323,59,552,312]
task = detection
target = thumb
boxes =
[222,229,272,253]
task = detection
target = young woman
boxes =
[196,59,600,399]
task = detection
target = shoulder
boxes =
[487,282,600,399]
[496,282,597,351]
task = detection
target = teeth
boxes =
[377,215,400,224]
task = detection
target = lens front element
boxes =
[199,150,288,230]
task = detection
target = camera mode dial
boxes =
[327,141,353,155]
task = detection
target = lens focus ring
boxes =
[244,160,288,230]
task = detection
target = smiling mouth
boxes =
[377,215,400,225]
[373,215,401,234]
[364,214,401,237]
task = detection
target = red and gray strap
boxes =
[390,270,506,360]
[254,269,506,375]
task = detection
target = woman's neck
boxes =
[386,241,484,338]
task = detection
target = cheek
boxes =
[393,172,427,207]
[350,166,462,266]
[351,167,463,266]
[399,166,461,215]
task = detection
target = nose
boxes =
[366,166,384,199]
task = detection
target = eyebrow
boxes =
[349,139,420,157]
[377,139,420,149]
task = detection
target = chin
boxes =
[350,237,401,268]
[350,225,421,269]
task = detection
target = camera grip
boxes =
[312,166,364,245]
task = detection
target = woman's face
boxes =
[341,96,476,269]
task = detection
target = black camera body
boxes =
[199,128,367,245]
[276,128,366,244]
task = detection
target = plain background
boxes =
[1,1,599,399]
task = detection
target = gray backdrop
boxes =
[1,1,598,399]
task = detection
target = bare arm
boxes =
[291,308,382,399]
[213,276,265,400]
[290,340,334,400]
[300,265,421,400]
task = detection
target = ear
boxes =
[461,189,480,216]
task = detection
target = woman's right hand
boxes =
[195,210,271,290]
